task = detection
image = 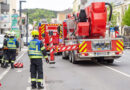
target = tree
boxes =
[122,5,130,26]
[23,9,57,25]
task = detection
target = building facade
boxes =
[114,0,130,26]
[57,9,72,23]
[73,0,87,13]
[0,0,17,34]
[113,0,130,34]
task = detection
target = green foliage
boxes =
[122,5,130,26]
[23,9,57,25]
[107,3,119,27]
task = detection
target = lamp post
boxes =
[19,0,26,51]
[26,11,29,46]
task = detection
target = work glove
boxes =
[46,58,49,64]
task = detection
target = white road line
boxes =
[0,67,10,80]
[15,52,25,63]
[98,63,130,78]
[0,52,25,81]
[104,66,130,78]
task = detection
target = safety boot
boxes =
[31,81,37,89]
[11,63,14,69]
[31,85,37,89]
[37,82,44,89]
[1,63,4,68]
[3,63,8,68]
[38,85,44,89]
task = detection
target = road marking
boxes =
[0,67,10,80]
[15,52,25,63]
[104,66,130,77]
[100,64,130,78]
[0,52,25,80]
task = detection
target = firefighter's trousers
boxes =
[5,49,16,68]
[30,58,43,86]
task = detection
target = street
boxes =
[0,48,130,90]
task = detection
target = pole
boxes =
[26,12,28,46]
[19,1,26,50]
[19,1,22,51]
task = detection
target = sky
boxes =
[17,0,74,11]
[17,0,123,11]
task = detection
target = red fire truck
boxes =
[39,24,62,53]
[49,2,124,64]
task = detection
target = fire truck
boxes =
[52,2,124,64]
[38,23,62,53]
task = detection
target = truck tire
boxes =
[69,51,72,62]
[71,51,77,64]
[62,52,69,59]
[107,59,114,64]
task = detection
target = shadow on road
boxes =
[76,61,99,67]
[74,60,120,67]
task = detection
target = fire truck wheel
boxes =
[62,52,68,59]
[69,51,72,62]
[107,59,114,64]
[71,51,77,64]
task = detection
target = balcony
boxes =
[0,2,9,13]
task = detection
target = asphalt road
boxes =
[0,48,130,90]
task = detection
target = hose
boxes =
[105,3,112,21]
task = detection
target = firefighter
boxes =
[28,30,49,89]
[1,31,10,68]
[3,32,19,68]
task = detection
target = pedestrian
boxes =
[28,30,49,89]
[3,32,19,68]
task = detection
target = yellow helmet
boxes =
[31,30,39,36]
[10,31,15,37]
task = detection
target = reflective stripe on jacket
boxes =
[7,38,17,49]
[28,39,43,59]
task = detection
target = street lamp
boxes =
[19,0,26,51]
[19,0,26,17]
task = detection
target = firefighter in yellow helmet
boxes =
[28,30,49,89]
